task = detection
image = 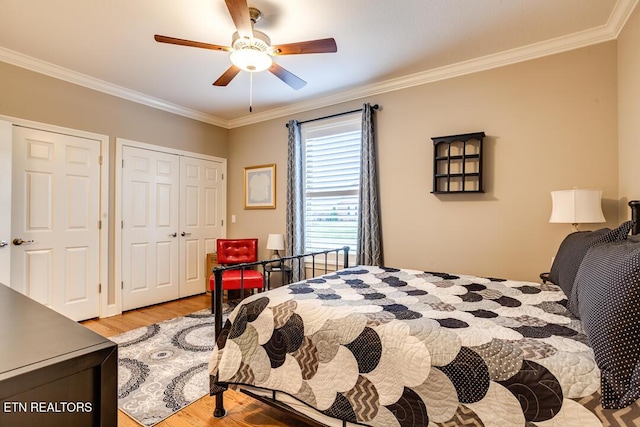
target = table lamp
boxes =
[266,233,285,267]
[549,188,605,232]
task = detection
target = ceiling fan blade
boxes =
[225,0,253,38]
[154,35,231,52]
[272,38,337,55]
[268,63,307,90]
[213,65,241,86]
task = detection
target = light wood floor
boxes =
[82,294,314,427]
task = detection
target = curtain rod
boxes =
[285,104,379,127]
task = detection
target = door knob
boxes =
[13,238,34,246]
[169,232,177,238]
[181,232,191,237]
[0,241,7,248]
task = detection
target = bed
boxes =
[209,201,640,426]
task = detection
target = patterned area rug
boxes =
[111,306,231,426]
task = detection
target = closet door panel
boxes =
[179,156,225,297]
[121,146,179,310]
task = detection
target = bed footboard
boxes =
[211,246,349,418]
[630,200,639,235]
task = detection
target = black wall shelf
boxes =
[431,132,485,194]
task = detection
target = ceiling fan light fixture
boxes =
[154,3,334,90]
[230,48,273,72]
[229,29,273,72]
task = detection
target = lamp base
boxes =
[270,250,281,268]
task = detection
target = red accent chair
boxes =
[210,238,264,312]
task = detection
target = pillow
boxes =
[572,239,640,409]
[548,221,633,299]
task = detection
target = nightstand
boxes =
[264,264,293,290]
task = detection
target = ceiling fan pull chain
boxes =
[249,71,253,113]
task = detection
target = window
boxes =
[302,115,362,253]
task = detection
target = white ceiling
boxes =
[0,0,637,128]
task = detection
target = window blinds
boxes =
[304,129,361,252]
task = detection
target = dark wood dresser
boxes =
[0,284,117,426]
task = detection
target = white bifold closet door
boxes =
[178,156,221,298]
[121,147,180,310]
[121,146,223,311]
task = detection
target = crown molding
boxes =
[0,47,228,128]
[228,0,638,128]
[230,26,613,128]
[610,0,640,36]
[1,0,637,130]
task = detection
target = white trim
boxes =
[0,0,637,129]
[116,138,228,162]
[113,137,227,316]
[301,115,361,253]
[113,141,124,317]
[0,115,110,319]
[0,47,227,129]
[99,130,110,319]
[0,121,12,286]
[301,114,361,138]
[227,20,623,128]
[610,0,640,37]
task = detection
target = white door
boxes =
[0,122,12,285]
[179,156,224,297]
[11,126,100,321]
[121,146,180,310]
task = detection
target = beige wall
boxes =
[0,61,228,157]
[0,36,626,292]
[618,4,640,220]
[0,61,229,304]
[228,42,620,282]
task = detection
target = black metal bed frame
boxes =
[209,201,640,426]
[211,246,350,421]
[630,200,640,236]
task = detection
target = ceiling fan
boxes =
[154,0,337,92]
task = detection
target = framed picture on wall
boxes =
[244,164,276,209]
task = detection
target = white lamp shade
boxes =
[549,189,605,224]
[266,233,285,250]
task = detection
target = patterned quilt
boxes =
[209,266,617,426]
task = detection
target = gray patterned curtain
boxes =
[356,103,383,266]
[286,120,305,281]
